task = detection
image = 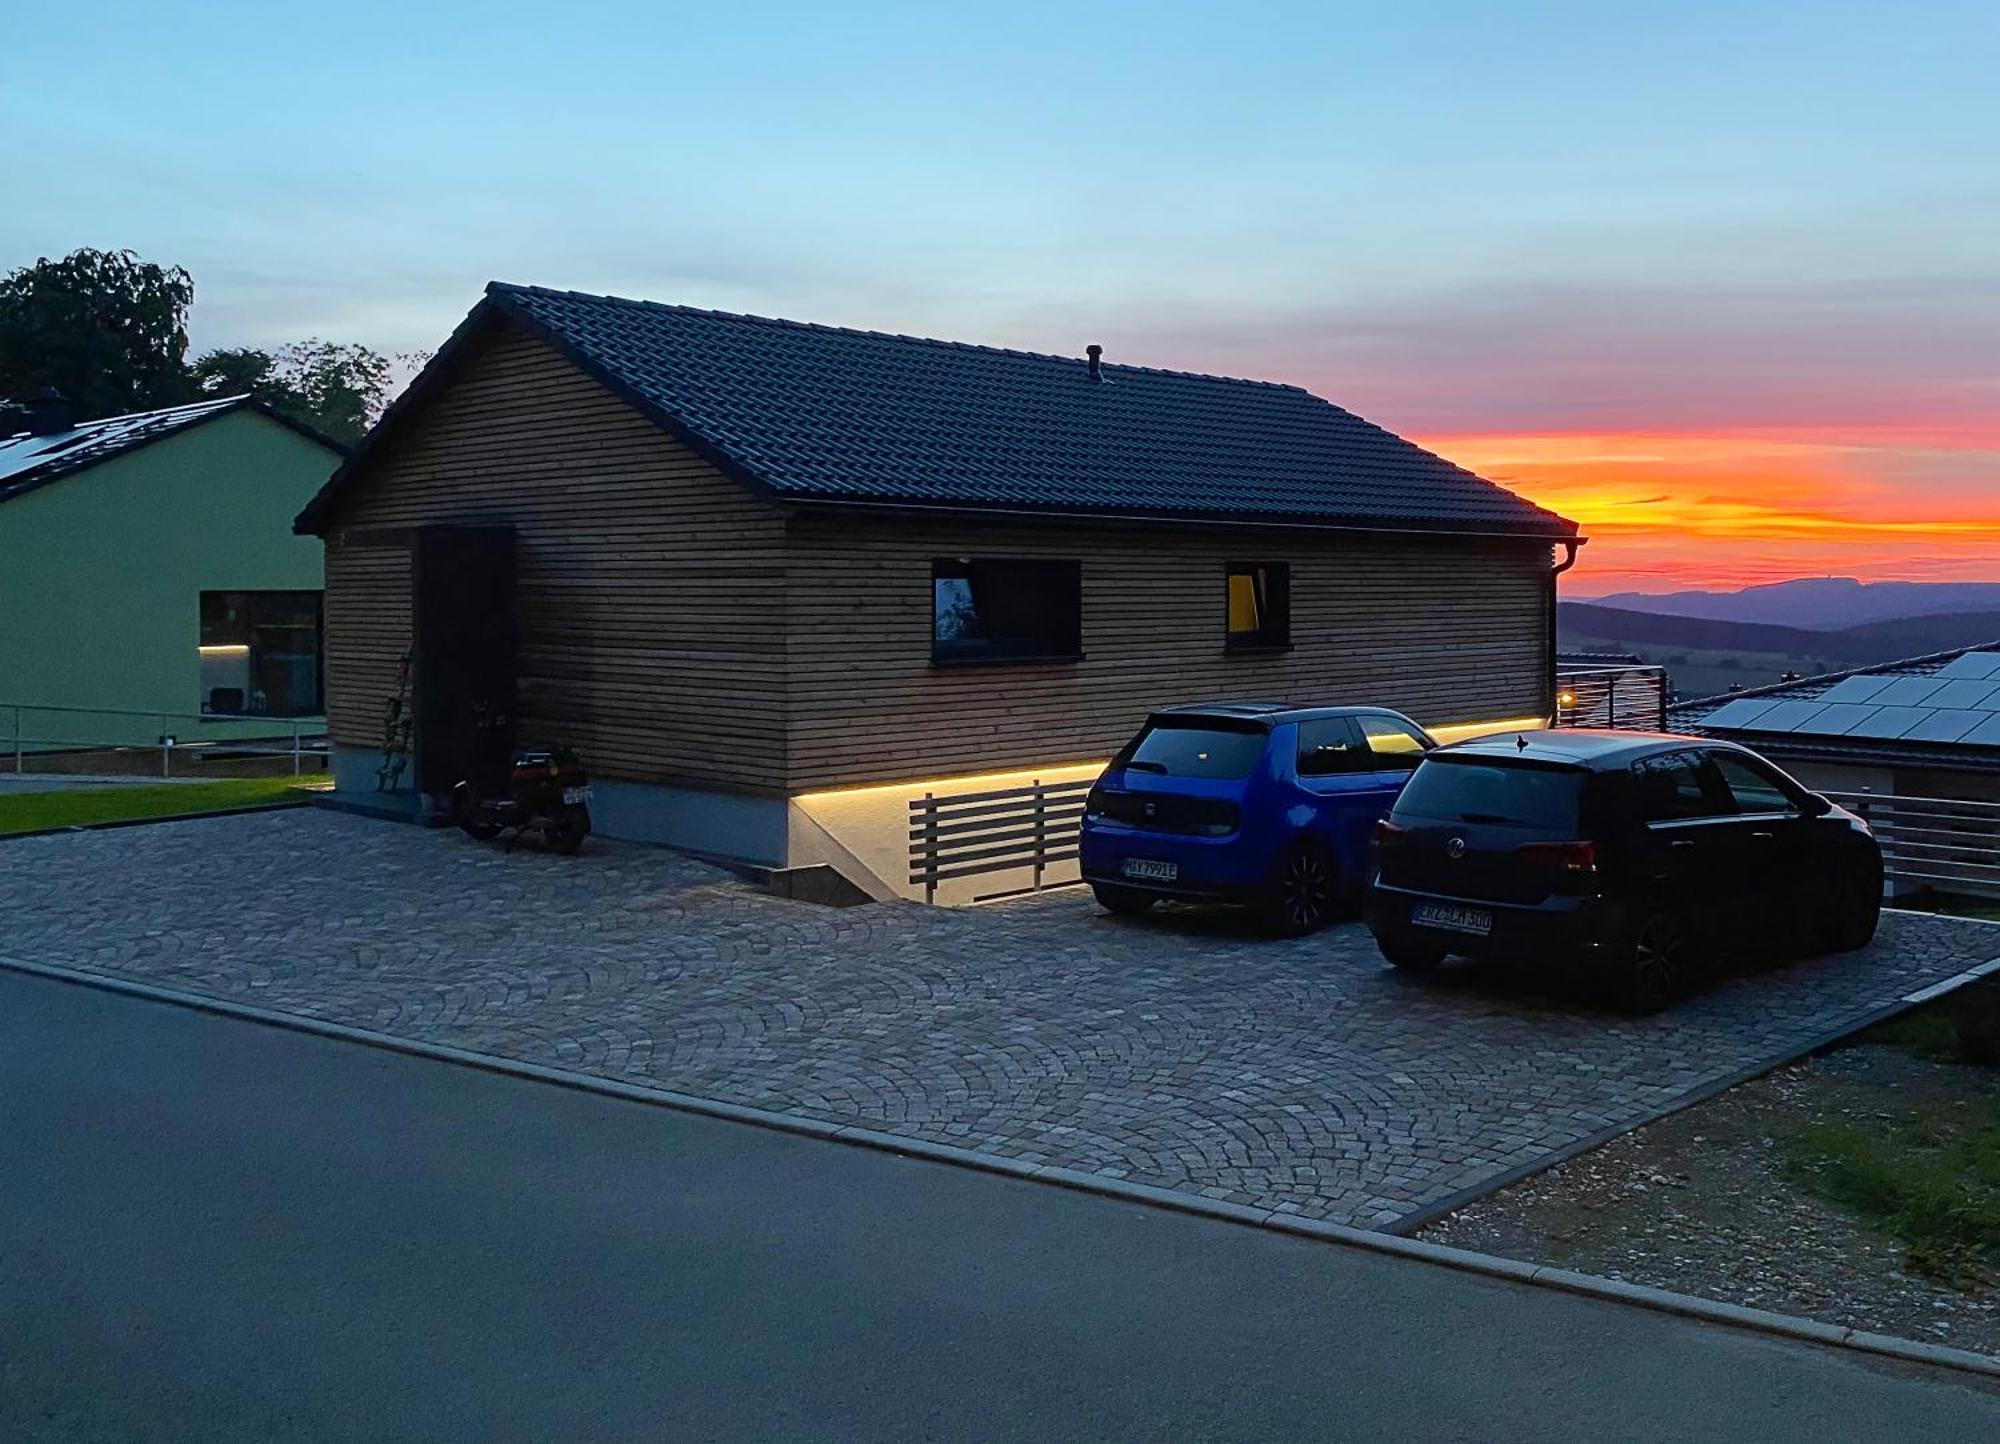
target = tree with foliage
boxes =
[0,249,195,419]
[189,338,397,445]
[2,246,407,442]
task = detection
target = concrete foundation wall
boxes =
[329,747,789,865]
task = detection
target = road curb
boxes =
[0,797,312,844]
[1389,948,2000,1235]
[5,952,1999,1385]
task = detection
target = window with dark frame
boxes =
[199,590,324,717]
[931,559,1082,664]
[1226,562,1290,649]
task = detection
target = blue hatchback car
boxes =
[1079,703,1436,934]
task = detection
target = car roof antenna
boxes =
[1515,734,1529,751]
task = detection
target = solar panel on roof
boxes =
[1903,709,1984,743]
[1923,679,2000,711]
[1843,706,1932,739]
[1936,651,2000,681]
[1743,700,1829,733]
[1695,697,1779,729]
[1868,676,1948,707]
[1962,714,2000,746]
[1816,675,1896,704]
[1804,703,1882,735]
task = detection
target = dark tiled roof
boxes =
[0,396,341,507]
[301,283,1576,538]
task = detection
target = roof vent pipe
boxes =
[1086,344,1103,382]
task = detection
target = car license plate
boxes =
[562,786,594,805]
[1122,858,1178,883]
[1414,902,1492,936]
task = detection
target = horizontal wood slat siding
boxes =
[320,324,787,791]
[784,514,1552,791]
[319,317,1553,800]
[324,540,411,749]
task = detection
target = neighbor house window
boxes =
[1226,562,1289,649]
[200,591,324,717]
[932,559,1082,664]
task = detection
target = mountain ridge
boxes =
[1559,603,2000,666]
[1571,578,2000,630]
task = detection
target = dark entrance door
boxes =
[411,525,516,797]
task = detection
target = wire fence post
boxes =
[292,719,303,777]
[11,706,20,775]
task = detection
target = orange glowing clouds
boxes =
[1421,431,2000,592]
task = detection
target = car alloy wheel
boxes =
[1274,846,1334,935]
[1626,909,1687,1013]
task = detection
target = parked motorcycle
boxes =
[450,735,594,854]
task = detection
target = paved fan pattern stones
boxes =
[6,808,1993,1228]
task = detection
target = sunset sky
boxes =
[4,1,1996,592]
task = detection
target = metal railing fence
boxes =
[5,702,329,779]
[908,777,1093,903]
[1555,665,1671,731]
[1824,791,2000,900]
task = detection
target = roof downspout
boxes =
[1547,538,1584,723]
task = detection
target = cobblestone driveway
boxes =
[8,809,1996,1228]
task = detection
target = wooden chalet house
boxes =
[297,284,1580,900]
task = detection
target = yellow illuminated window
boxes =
[1228,572,1260,632]
[1226,562,1289,648]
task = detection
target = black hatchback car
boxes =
[1367,730,1883,1012]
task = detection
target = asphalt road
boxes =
[3,968,1996,1442]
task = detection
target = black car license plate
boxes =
[1122,858,1178,883]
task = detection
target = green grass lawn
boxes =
[1785,1113,2000,1285]
[1784,979,2000,1285]
[0,775,326,837]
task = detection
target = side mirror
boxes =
[1803,793,1834,817]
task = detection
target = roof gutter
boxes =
[781,495,1584,546]
[1691,729,2000,778]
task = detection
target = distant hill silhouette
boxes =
[1575,578,2000,630]
[1559,603,2000,666]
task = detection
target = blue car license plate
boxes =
[1122,858,1178,883]
[1414,902,1492,936]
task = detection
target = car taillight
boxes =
[1517,840,1597,873]
[1373,819,1407,850]
[1084,784,1106,818]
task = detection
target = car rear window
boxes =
[1118,719,1268,780]
[1394,758,1585,829]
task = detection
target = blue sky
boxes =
[5,1,1998,585]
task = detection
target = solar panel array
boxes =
[1694,648,2000,746]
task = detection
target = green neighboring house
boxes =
[0,393,342,757]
